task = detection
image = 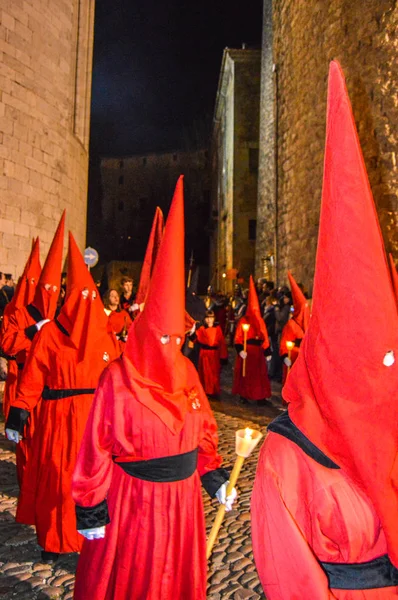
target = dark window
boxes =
[173,153,178,162]
[204,150,209,159]
[249,219,257,241]
[142,157,147,166]
[202,190,210,204]
[249,148,259,173]
[118,175,124,185]
[118,201,124,211]
[119,160,124,169]
[139,197,148,210]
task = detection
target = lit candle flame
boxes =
[286,341,294,350]
[244,427,253,440]
[242,323,250,332]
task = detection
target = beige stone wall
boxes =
[0,0,95,277]
[211,49,261,292]
[257,0,398,291]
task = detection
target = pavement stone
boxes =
[0,355,283,598]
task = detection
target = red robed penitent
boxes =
[196,324,227,395]
[12,320,119,550]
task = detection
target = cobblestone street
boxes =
[0,361,283,599]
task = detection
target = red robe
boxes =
[232,319,271,401]
[251,431,398,599]
[11,321,118,550]
[1,305,41,484]
[196,324,227,395]
[72,356,225,600]
[279,318,305,384]
[1,302,19,420]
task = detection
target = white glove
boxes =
[239,350,247,359]
[215,482,237,512]
[266,355,272,362]
[78,526,106,540]
[128,303,140,313]
[284,357,292,367]
[36,319,50,331]
[6,428,22,443]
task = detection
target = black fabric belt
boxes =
[0,351,16,361]
[113,448,198,482]
[246,339,263,346]
[17,363,24,370]
[42,386,96,400]
[321,554,398,590]
[55,319,69,336]
[198,343,219,350]
[26,304,43,323]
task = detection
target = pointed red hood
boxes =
[13,238,41,310]
[135,206,164,306]
[57,232,109,362]
[283,61,398,565]
[239,276,269,348]
[388,254,398,306]
[124,176,191,432]
[32,211,65,319]
[287,271,310,332]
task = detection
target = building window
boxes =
[119,160,124,169]
[142,157,147,166]
[202,190,210,204]
[119,175,124,185]
[249,148,259,173]
[248,219,257,241]
[173,154,178,162]
[118,201,124,211]
[139,197,148,210]
[204,150,209,159]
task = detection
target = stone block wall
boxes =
[0,0,95,277]
[257,0,398,291]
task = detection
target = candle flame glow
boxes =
[286,341,294,349]
[242,323,250,332]
[244,427,253,440]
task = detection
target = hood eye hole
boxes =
[160,335,170,345]
[176,337,182,345]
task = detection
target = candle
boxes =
[206,426,263,559]
[242,323,250,377]
[286,340,294,373]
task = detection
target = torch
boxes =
[286,340,294,373]
[206,427,263,559]
[242,323,250,377]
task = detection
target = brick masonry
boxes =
[0,0,95,277]
[257,0,398,291]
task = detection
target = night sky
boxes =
[90,0,263,158]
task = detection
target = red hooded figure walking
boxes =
[251,62,398,599]
[193,309,228,397]
[232,276,272,403]
[5,232,119,562]
[3,213,65,489]
[1,238,41,421]
[71,176,236,600]
[279,270,310,384]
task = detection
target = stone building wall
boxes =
[255,0,275,282]
[257,0,398,291]
[0,0,95,277]
[100,150,211,265]
[210,49,261,292]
